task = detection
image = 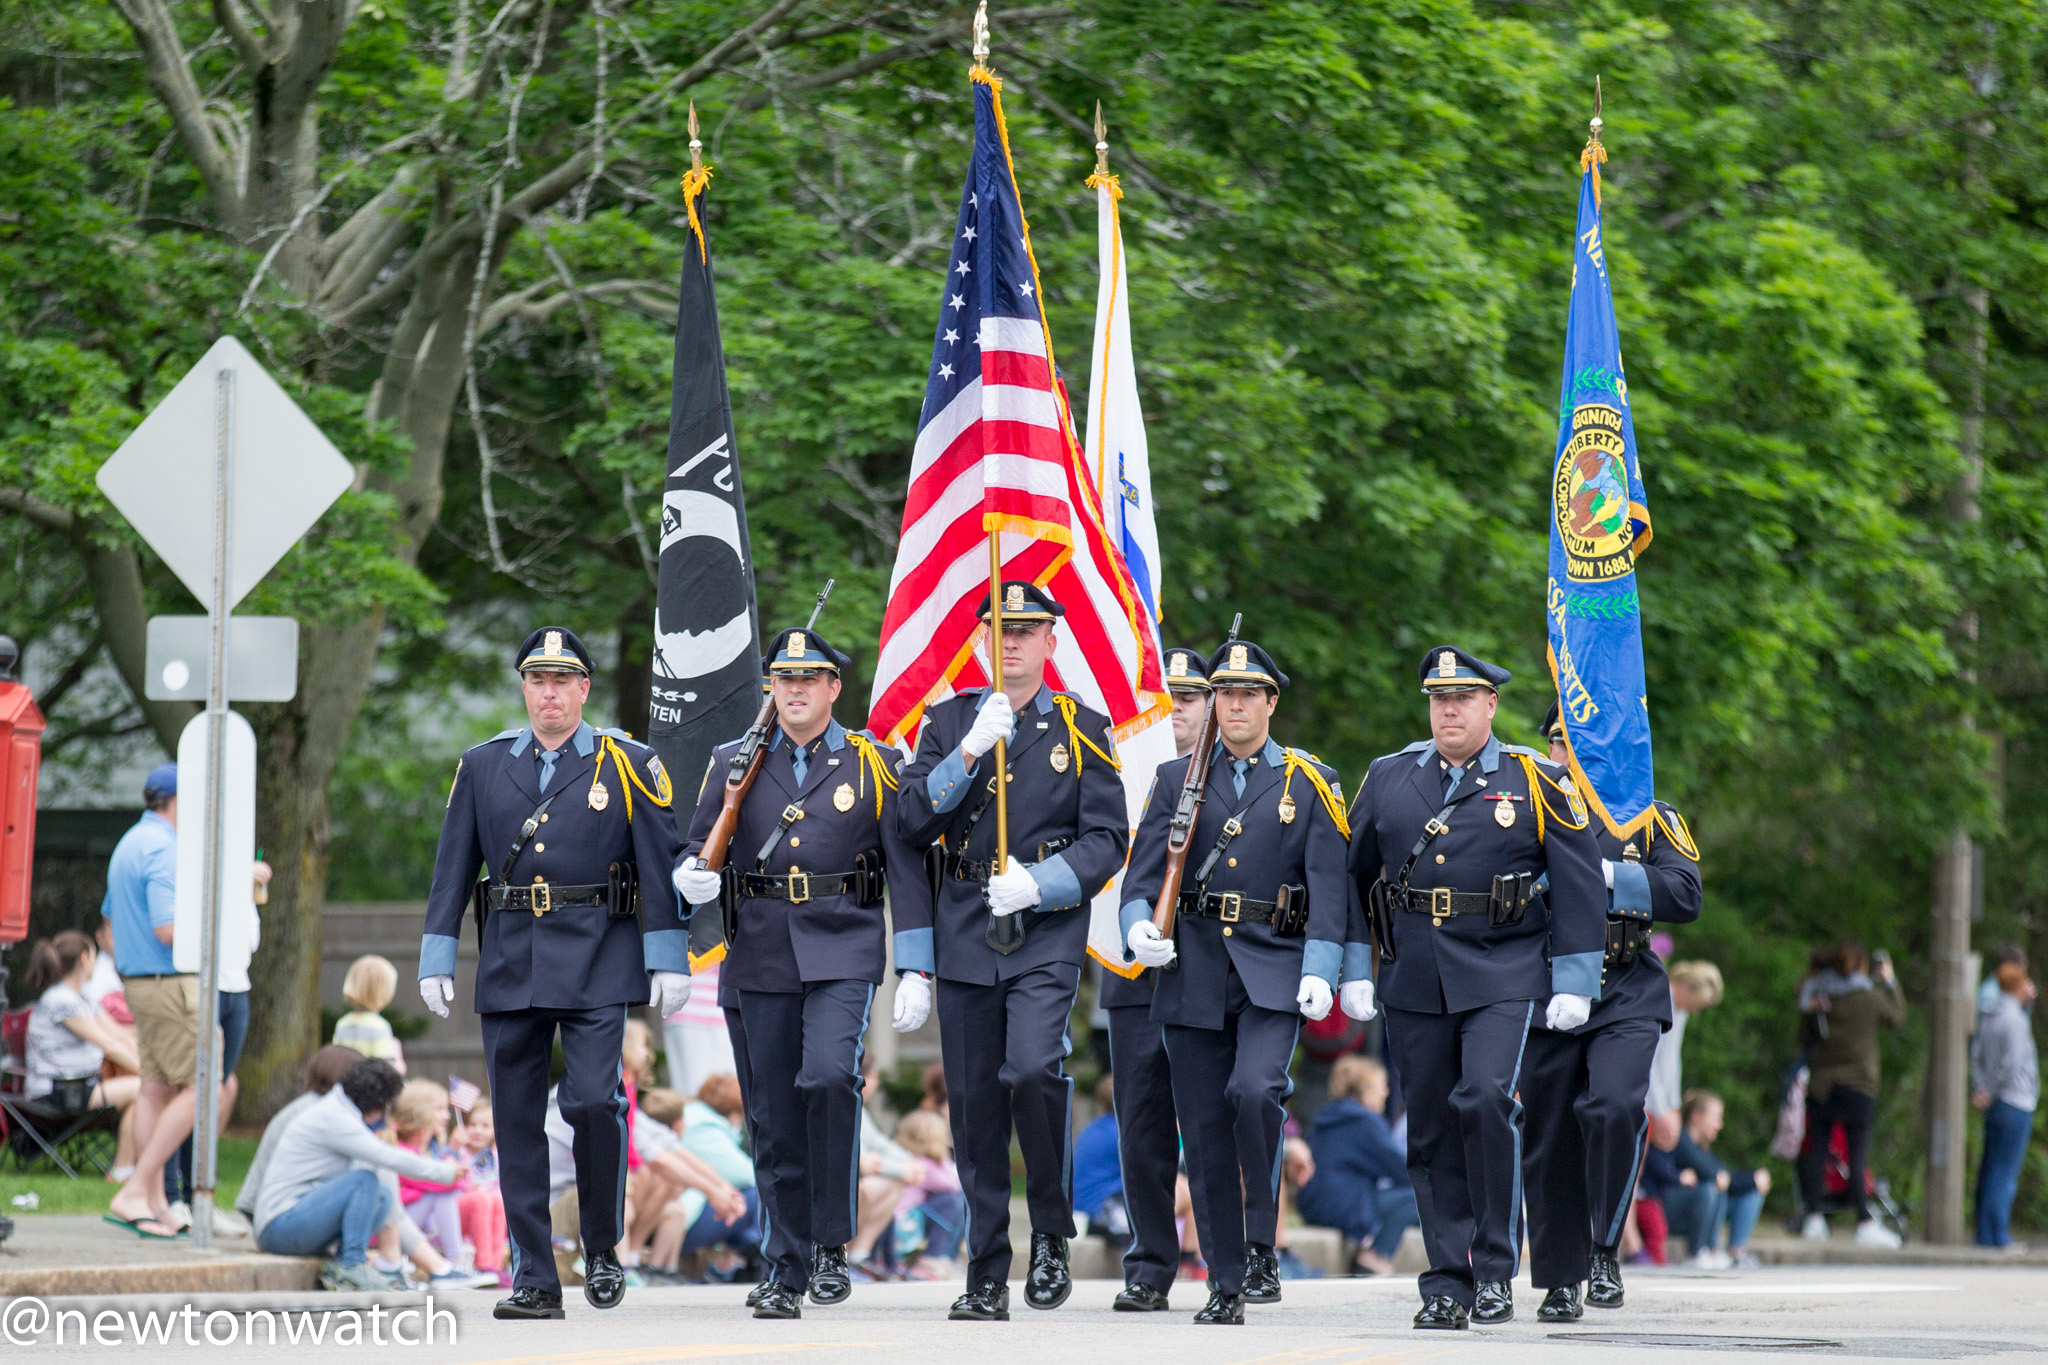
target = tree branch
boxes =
[0,487,77,533]
[211,0,273,71]
[110,0,240,222]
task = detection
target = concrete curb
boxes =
[2,1288,430,1314]
[0,1255,318,1298]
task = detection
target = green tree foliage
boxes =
[4,1,2045,1223]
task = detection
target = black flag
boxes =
[649,163,760,876]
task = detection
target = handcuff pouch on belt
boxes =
[1604,896,1653,965]
[1488,871,1534,928]
[606,860,641,921]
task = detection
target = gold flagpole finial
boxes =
[688,100,704,175]
[1094,100,1109,177]
[1581,75,1608,204]
[971,1,990,72]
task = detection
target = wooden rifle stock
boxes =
[700,693,776,873]
[1150,691,1221,949]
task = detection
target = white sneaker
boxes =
[211,1207,250,1238]
[1854,1220,1901,1249]
[1688,1248,1733,1270]
[1801,1213,1829,1241]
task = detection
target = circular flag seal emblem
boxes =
[1554,403,1637,582]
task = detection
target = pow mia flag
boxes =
[649,167,760,844]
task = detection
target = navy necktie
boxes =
[1232,757,1250,800]
[1443,762,1466,803]
[537,746,561,793]
[792,743,809,785]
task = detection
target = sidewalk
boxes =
[0,1215,316,1297]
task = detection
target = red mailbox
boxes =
[0,636,43,946]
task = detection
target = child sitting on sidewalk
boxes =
[391,1080,467,1262]
[891,1109,963,1279]
[333,955,406,1073]
[453,1095,508,1284]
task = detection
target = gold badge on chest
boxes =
[1494,798,1515,828]
[1278,793,1297,824]
[1050,742,1071,774]
[588,779,609,811]
[833,782,857,812]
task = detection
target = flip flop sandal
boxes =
[103,1212,188,1239]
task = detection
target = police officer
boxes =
[894,581,1129,1321]
[1097,645,1211,1313]
[671,627,929,1319]
[1522,700,1702,1320]
[418,627,689,1320]
[1121,640,1361,1325]
[1343,646,1607,1330]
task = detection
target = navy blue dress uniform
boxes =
[1344,646,1608,1326]
[418,627,687,1309]
[678,628,930,1307]
[894,582,1130,1305]
[1119,641,1360,1315]
[1096,645,1211,1309]
[1522,702,1702,1317]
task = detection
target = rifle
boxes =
[1149,613,1239,970]
[698,579,834,875]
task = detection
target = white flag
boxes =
[1084,171,1175,980]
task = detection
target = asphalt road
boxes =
[10,1265,2048,1362]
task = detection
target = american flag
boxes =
[870,70,1165,750]
[448,1075,483,1114]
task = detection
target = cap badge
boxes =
[1278,793,1297,824]
[1005,583,1025,611]
[1494,798,1516,828]
[1169,654,1187,679]
[545,629,564,656]
[588,778,609,812]
[833,782,857,812]
[1438,650,1457,677]
[1229,644,1249,672]
[787,632,807,659]
[1050,742,1071,774]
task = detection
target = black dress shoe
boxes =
[809,1244,851,1306]
[745,1280,775,1309]
[494,1286,566,1320]
[1413,1295,1469,1330]
[1241,1242,1282,1303]
[949,1280,1011,1321]
[1472,1280,1513,1323]
[1023,1232,1071,1310]
[753,1282,803,1319]
[1192,1288,1244,1324]
[1588,1248,1625,1307]
[1538,1285,1584,1321]
[582,1249,627,1310]
[1113,1283,1171,1312]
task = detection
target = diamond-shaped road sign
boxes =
[96,336,354,609]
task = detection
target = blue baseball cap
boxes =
[143,762,178,799]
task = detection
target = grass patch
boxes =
[5,1135,259,1217]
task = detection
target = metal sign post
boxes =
[191,366,235,1252]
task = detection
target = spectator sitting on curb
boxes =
[1298,1055,1417,1276]
[392,1080,468,1262]
[22,931,142,1176]
[892,1108,964,1278]
[643,1076,762,1280]
[1639,1128,1724,1267]
[454,1097,509,1283]
[253,1058,470,1292]
[1072,1075,1124,1240]
[1679,1089,1770,1268]
[853,1059,919,1278]
[234,1045,363,1225]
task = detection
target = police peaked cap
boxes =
[1163,646,1214,694]
[1209,640,1287,691]
[765,627,852,675]
[977,580,1064,626]
[518,625,592,676]
[1540,698,1565,742]
[1418,645,1509,694]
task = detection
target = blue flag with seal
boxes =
[1547,119,1655,839]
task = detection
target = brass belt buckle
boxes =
[1429,887,1453,920]
[787,871,811,904]
[1218,892,1242,924]
[532,882,552,917]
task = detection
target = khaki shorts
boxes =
[127,975,210,1087]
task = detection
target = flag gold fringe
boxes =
[682,164,714,262]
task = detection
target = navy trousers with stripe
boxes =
[1385,1000,1534,1306]
[936,961,1081,1287]
[1162,966,1299,1297]
[483,1005,628,1293]
[728,980,873,1291]
[1521,1015,1662,1288]
[1106,1003,1180,1294]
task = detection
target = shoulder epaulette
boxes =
[486,727,521,744]
[1500,743,1554,765]
[1399,739,1431,754]
[597,726,650,749]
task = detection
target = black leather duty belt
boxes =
[489,882,608,915]
[1178,890,1283,924]
[737,871,861,903]
[951,837,1073,884]
[1392,886,1498,918]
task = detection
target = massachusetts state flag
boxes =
[1083,163,1173,978]
[1546,133,1656,837]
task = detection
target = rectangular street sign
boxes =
[145,615,299,701]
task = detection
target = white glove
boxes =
[649,971,692,1020]
[1546,992,1593,1031]
[986,858,1042,916]
[1340,979,1378,1021]
[961,691,1016,760]
[672,857,722,906]
[1297,975,1334,1021]
[1127,919,1177,968]
[893,973,933,1032]
[1602,858,1616,889]
[420,975,453,1019]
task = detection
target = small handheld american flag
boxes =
[448,1075,483,1114]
